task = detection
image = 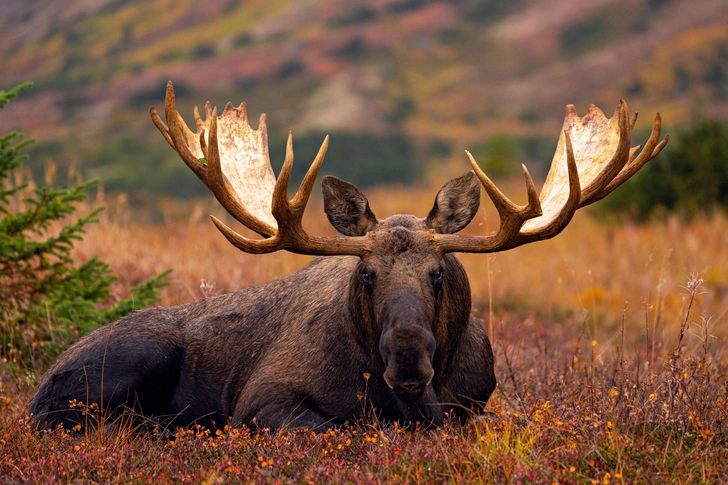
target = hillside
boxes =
[1,0,726,211]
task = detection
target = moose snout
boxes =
[380,324,436,402]
[384,365,435,401]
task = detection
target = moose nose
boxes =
[400,382,425,392]
[392,380,429,401]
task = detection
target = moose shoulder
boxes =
[30,82,667,431]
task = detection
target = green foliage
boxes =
[387,0,431,14]
[457,0,522,25]
[599,119,728,219]
[470,135,521,178]
[560,15,610,55]
[327,6,377,28]
[268,131,419,189]
[333,37,369,60]
[0,83,170,371]
[386,97,416,124]
[427,138,452,158]
[275,59,304,80]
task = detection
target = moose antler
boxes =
[433,100,668,254]
[151,81,277,237]
[151,81,372,256]
[152,81,666,257]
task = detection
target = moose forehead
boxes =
[368,215,438,258]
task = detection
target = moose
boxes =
[30,82,667,431]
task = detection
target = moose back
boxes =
[30,82,666,430]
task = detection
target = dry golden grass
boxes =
[4,183,728,483]
[81,184,728,355]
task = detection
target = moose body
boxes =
[30,82,667,431]
[31,218,496,430]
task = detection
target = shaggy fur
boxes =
[30,173,496,431]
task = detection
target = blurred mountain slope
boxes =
[0,0,726,209]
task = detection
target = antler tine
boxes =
[466,150,520,216]
[652,136,669,157]
[468,150,542,223]
[521,163,542,218]
[432,152,547,254]
[270,132,328,222]
[629,111,638,131]
[628,144,642,163]
[209,135,372,257]
[292,135,329,211]
[199,130,208,159]
[210,216,282,254]
[271,132,295,223]
[589,112,667,204]
[193,106,205,131]
[150,107,175,149]
[162,81,207,182]
[519,130,581,241]
[578,100,631,206]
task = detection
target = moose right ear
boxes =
[322,176,378,236]
[426,171,481,234]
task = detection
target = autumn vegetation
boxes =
[1,57,728,479]
[2,162,728,481]
[1,1,727,481]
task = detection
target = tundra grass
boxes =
[2,189,728,483]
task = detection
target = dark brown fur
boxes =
[30,173,496,430]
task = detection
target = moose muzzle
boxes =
[380,323,436,402]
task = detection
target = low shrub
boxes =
[0,82,170,373]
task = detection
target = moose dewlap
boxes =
[30,81,667,431]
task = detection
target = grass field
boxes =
[2,186,728,483]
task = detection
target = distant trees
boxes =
[268,131,419,189]
[599,119,728,219]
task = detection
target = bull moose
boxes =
[30,82,667,431]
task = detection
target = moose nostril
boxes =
[400,382,424,392]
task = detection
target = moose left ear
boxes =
[426,171,481,234]
[322,176,378,236]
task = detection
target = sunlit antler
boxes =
[434,100,667,254]
[152,81,665,257]
[151,81,372,256]
[151,81,277,237]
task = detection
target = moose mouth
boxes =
[393,383,427,402]
[385,377,442,426]
[385,374,433,402]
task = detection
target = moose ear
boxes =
[322,176,378,236]
[426,171,481,234]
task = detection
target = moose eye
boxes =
[434,268,444,284]
[362,270,372,283]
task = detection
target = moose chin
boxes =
[29,81,667,431]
